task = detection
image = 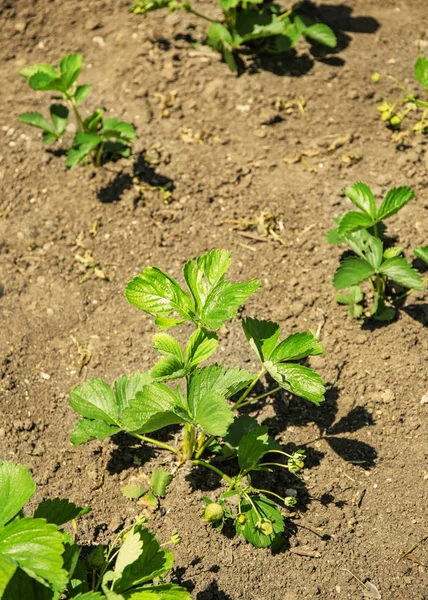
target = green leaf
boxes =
[325,226,344,245]
[74,84,93,104]
[348,285,363,303]
[241,317,280,362]
[270,332,323,363]
[238,426,279,471]
[70,418,121,445]
[151,469,172,497]
[265,362,325,405]
[153,333,184,362]
[151,356,186,381]
[125,267,193,329]
[383,246,403,259]
[344,230,383,270]
[188,365,254,404]
[69,379,119,425]
[235,495,284,548]
[18,112,56,134]
[349,304,363,318]
[19,63,58,80]
[0,517,67,596]
[113,527,174,593]
[201,279,260,330]
[34,498,90,526]
[114,373,153,413]
[414,246,428,264]
[223,415,259,449]
[66,132,101,168]
[377,186,415,221]
[121,383,183,434]
[183,249,231,313]
[192,391,234,437]
[337,211,375,235]
[374,306,396,321]
[344,182,377,218]
[113,527,143,583]
[303,23,336,47]
[333,257,375,289]
[50,104,68,136]
[335,293,352,305]
[185,329,218,369]
[0,462,36,527]
[101,118,137,141]
[123,584,191,599]
[59,53,83,90]
[415,56,428,90]
[379,257,424,290]
[83,109,104,133]
[122,486,147,499]
[72,593,105,600]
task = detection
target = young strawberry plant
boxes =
[68,249,326,548]
[19,53,137,168]
[0,461,190,599]
[327,181,416,244]
[371,56,428,133]
[327,182,427,320]
[333,229,427,321]
[130,0,336,73]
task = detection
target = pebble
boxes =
[14,21,27,33]
[109,516,124,532]
[381,389,395,404]
[421,393,428,405]
[92,36,106,48]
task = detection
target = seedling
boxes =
[333,230,428,321]
[130,0,336,73]
[371,56,428,134]
[0,461,189,599]
[19,53,137,168]
[68,249,326,547]
[328,182,428,320]
[327,181,416,244]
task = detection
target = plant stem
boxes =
[193,459,234,487]
[94,141,104,167]
[256,488,286,503]
[234,367,266,410]
[132,433,179,455]
[187,6,218,23]
[182,423,196,461]
[237,386,281,408]
[69,96,85,131]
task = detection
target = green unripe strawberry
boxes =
[381,110,392,122]
[371,72,381,83]
[237,513,246,525]
[255,519,273,536]
[203,502,224,523]
[390,115,401,128]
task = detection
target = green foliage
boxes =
[332,229,426,321]
[19,53,136,168]
[327,182,416,241]
[68,249,325,548]
[0,462,189,599]
[372,56,428,134]
[130,0,336,72]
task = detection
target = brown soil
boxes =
[1,0,427,598]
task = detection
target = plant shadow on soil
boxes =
[96,152,175,204]
[172,565,234,599]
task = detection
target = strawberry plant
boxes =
[68,249,326,548]
[327,181,416,244]
[130,0,336,73]
[371,56,428,133]
[19,53,137,168]
[328,182,428,320]
[0,461,190,599]
[332,230,428,321]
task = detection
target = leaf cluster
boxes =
[19,54,137,168]
[68,249,326,547]
[0,461,189,599]
[130,0,336,72]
